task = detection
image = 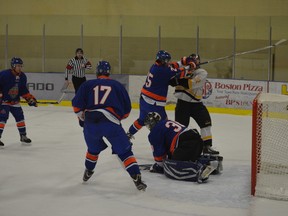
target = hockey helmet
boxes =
[188,53,200,68]
[144,112,161,130]
[96,61,111,76]
[156,50,171,64]
[11,57,23,68]
[189,53,200,63]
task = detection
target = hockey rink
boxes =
[0,106,288,216]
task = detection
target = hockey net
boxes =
[251,93,288,200]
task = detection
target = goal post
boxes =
[251,92,288,200]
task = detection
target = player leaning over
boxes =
[172,54,219,155]
[127,50,196,140]
[0,57,38,147]
[144,112,219,183]
[72,61,147,191]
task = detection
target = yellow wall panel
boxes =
[1,0,288,16]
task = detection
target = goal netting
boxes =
[251,93,288,200]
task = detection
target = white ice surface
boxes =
[0,106,288,216]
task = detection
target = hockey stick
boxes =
[20,100,60,105]
[20,82,74,105]
[199,39,287,65]
[20,93,67,105]
[139,164,152,171]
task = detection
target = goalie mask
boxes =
[144,112,161,130]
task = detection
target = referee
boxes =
[65,48,92,93]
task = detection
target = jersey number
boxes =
[145,73,153,88]
[93,85,112,105]
[165,120,183,132]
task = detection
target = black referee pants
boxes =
[72,76,86,93]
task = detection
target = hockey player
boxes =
[144,112,219,183]
[172,54,219,155]
[127,50,196,141]
[72,60,147,191]
[0,57,37,147]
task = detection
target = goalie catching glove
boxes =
[22,93,38,107]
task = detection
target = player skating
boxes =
[143,112,220,183]
[0,57,38,147]
[172,54,219,155]
[126,50,196,141]
[72,60,147,191]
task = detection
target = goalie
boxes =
[144,112,222,183]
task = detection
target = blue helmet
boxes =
[156,50,171,64]
[96,61,111,76]
[11,57,23,68]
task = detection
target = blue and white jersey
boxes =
[72,76,131,124]
[141,63,182,106]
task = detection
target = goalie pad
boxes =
[163,159,203,182]
[198,154,223,174]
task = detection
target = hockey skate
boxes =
[132,174,147,191]
[0,139,4,147]
[198,154,224,175]
[20,135,32,145]
[83,169,94,182]
[203,145,219,155]
[197,160,219,183]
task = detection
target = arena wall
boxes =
[1,1,288,81]
[24,73,288,114]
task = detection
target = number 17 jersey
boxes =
[72,76,132,122]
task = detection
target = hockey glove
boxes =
[150,163,164,174]
[22,93,38,107]
[75,110,84,121]
[178,67,194,78]
[79,119,84,127]
[77,112,85,127]
[181,56,198,68]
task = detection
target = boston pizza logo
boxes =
[203,80,213,99]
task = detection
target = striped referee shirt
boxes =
[65,56,92,80]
